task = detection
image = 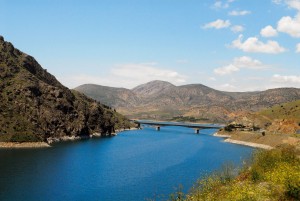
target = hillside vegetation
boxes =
[0,36,132,143]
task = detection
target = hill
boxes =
[75,80,300,123]
[75,84,141,108]
[0,36,132,143]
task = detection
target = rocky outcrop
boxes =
[0,36,132,143]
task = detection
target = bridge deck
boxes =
[135,120,223,129]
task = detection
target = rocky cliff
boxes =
[0,36,132,142]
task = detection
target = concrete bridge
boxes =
[133,120,223,134]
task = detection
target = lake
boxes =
[0,125,253,201]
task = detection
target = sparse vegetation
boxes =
[168,146,300,201]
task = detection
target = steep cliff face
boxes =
[0,36,131,142]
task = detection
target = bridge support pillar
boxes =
[156,126,160,131]
[195,129,200,134]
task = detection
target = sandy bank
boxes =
[213,133,231,138]
[214,131,300,150]
[0,142,50,149]
[224,139,273,150]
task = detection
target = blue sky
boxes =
[1,0,300,91]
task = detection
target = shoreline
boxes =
[0,142,50,149]
[224,139,273,150]
[0,127,139,149]
[213,132,274,150]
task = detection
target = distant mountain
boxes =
[75,80,300,123]
[0,36,131,143]
[132,80,176,97]
[75,84,141,108]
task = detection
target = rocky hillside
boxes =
[75,80,300,123]
[0,36,132,143]
[227,100,300,134]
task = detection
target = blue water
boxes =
[0,126,253,201]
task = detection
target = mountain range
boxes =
[0,36,131,143]
[75,80,300,123]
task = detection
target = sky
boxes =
[1,0,300,91]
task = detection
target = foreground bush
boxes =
[170,145,300,201]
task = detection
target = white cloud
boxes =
[272,0,300,10]
[272,74,300,83]
[228,10,251,16]
[214,56,267,75]
[219,83,237,91]
[111,63,186,83]
[209,77,217,81]
[203,19,231,29]
[212,0,234,9]
[214,64,239,75]
[231,25,244,33]
[286,0,300,10]
[277,13,300,37]
[59,63,187,89]
[231,34,287,53]
[260,25,278,37]
[296,43,300,52]
[272,0,283,4]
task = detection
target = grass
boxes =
[259,100,300,121]
[167,145,300,201]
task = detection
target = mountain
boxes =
[75,80,300,123]
[75,84,141,108]
[132,80,176,97]
[0,36,132,143]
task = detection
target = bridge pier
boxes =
[195,129,200,134]
[156,126,160,131]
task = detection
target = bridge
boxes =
[134,120,223,134]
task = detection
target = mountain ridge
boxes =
[75,80,300,122]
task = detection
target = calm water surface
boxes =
[0,126,253,201]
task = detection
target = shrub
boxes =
[10,132,41,142]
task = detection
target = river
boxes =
[0,125,253,201]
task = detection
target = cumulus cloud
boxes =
[231,25,244,33]
[277,13,300,37]
[272,74,300,83]
[59,63,187,89]
[286,0,300,10]
[203,19,231,29]
[228,10,251,16]
[272,0,300,10]
[214,56,267,75]
[260,25,278,37]
[296,43,300,52]
[231,34,287,53]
